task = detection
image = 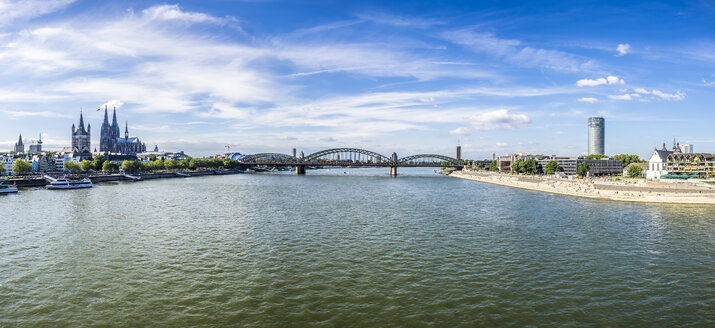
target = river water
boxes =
[1,168,713,326]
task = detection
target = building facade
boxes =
[71,112,92,160]
[588,117,605,155]
[28,133,43,153]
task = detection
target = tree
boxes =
[544,160,560,175]
[81,160,95,172]
[0,163,5,174]
[92,154,105,171]
[585,154,608,160]
[523,158,539,174]
[489,160,498,172]
[512,160,525,173]
[63,161,82,174]
[614,154,642,168]
[627,164,643,178]
[577,162,590,177]
[120,160,142,172]
[165,159,180,170]
[13,159,33,174]
[102,161,119,172]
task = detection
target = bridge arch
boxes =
[239,153,298,163]
[398,154,463,166]
[304,148,392,163]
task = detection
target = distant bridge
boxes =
[235,147,463,176]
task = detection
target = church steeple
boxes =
[103,105,109,125]
[125,121,129,138]
[18,133,22,145]
[112,107,118,128]
[78,110,86,133]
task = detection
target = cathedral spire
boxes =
[125,121,129,138]
[18,133,22,144]
[103,106,109,125]
[38,132,42,144]
[112,107,118,128]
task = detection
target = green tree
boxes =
[91,154,105,171]
[165,159,180,170]
[0,163,6,174]
[81,160,95,172]
[120,160,142,172]
[577,162,590,177]
[489,160,498,172]
[13,158,33,174]
[544,160,560,175]
[63,161,82,174]
[523,158,539,174]
[614,154,642,168]
[102,161,119,172]
[627,164,643,178]
[585,154,608,160]
[512,160,525,173]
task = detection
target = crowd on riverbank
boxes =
[451,170,715,204]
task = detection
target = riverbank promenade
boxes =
[452,170,715,204]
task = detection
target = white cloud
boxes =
[576,75,624,87]
[100,99,124,110]
[495,142,509,147]
[633,88,651,94]
[702,78,715,86]
[578,97,598,103]
[616,43,631,56]
[470,109,531,130]
[554,131,564,135]
[652,90,685,101]
[608,94,633,101]
[355,12,442,28]
[449,127,472,136]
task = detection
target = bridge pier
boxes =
[295,165,306,175]
[390,166,397,177]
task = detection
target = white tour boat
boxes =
[46,178,93,190]
[0,178,18,194]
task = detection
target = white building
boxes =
[679,144,693,153]
[2,156,15,175]
[646,147,672,179]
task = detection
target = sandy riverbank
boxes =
[451,170,715,204]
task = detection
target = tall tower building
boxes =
[14,134,24,153]
[456,145,462,160]
[587,117,605,155]
[72,112,92,160]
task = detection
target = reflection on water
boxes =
[1,168,713,326]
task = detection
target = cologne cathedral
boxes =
[99,106,146,155]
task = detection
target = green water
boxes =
[1,168,714,326]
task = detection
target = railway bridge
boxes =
[234,147,463,176]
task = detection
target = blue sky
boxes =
[1,0,713,159]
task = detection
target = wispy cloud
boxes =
[0,0,75,26]
[355,12,443,28]
[578,97,598,103]
[470,109,530,131]
[608,94,633,101]
[442,29,591,72]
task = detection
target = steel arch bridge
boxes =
[240,153,298,163]
[303,148,392,163]
[398,154,463,166]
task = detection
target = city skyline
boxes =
[1,0,714,158]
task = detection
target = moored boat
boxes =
[0,178,18,194]
[46,178,93,190]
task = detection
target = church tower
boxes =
[100,106,112,152]
[14,134,24,153]
[72,112,92,160]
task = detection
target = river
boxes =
[1,168,713,326]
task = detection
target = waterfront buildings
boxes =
[623,163,648,177]
[497,153,622,176]
[588,117,605,155]
[71,112,92,160]
[646,145,672,179]
[14,134,24,153]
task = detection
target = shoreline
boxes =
[5,169,246,187]
[451,170,715,205]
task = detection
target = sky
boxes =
[0,0,713,159]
